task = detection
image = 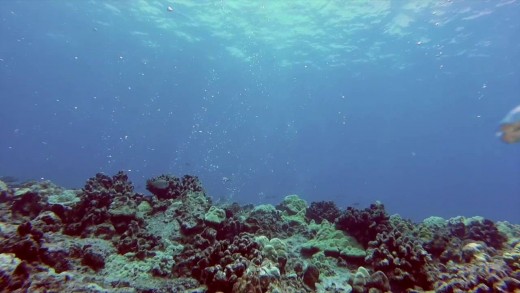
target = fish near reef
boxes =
[499,105,520,144]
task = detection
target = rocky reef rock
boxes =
[306,200,341,224]
[0,172,518,292]
[364,218,434,291]
[301,220,366,263]
[335,201,391,248]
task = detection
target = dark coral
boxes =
[0,260,30,292]
[466,219,507,250]
[232,274,263,293]
[116,221,162,259]
[81,246,106,271]
[365,220,434,291]
[1,223,42,263]
[243,205,306,238]
[306,201,341,224]
[1,217,72,273]
[303,264,320,289]
[434,258,520,292]
[8,172,161,264]
[146,174,205,200]
[423,230,452,260]
[335,202,391,248]
[424,218,508,264]
[9,180,64,221]
[244,207,284,238]
[62,171,138,234]
[83,171,134,199]
[11,191,44,219]
[219,216,247,240]
[353,270,392,293]
[174,233,263,293]
[367,270,392,292]
[217,203,249,240]
[30,211,63,233]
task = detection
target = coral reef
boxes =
[146,174,205,200]
[335,201,391,248]
[174,232,263,292]
[364,218,434,291]
[306,200,341,224]
[0,174,519,292]
[300,220,366,263]
[423,216,509,264]
[434,255,520,292]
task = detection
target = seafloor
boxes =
[0,172,519,293]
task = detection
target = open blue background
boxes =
[1,1,519,222]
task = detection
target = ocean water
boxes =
[0,0,518,222]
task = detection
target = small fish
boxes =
[499,105,520,144]
[0,176,19,183]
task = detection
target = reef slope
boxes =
[0,171,519,292]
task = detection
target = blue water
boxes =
[1,1,519,222]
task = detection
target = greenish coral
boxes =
[301,221,365,261]
[252,204,277,214]
[256,236,288,261]
[422,216,447,229]
[48,190,81,207]
[503,242,520,270]
[204,206,226,224]
[280,194,307,215]
[137,201,152,218]
[256,235,270,247]
[497,221,520,245]
[310,251,353,291]
[279,194,307,225]
[0,180,8,193]
[104,250,173,281]
[352,266,370,287]
[14,188,32,197]
[258,260,281,279]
